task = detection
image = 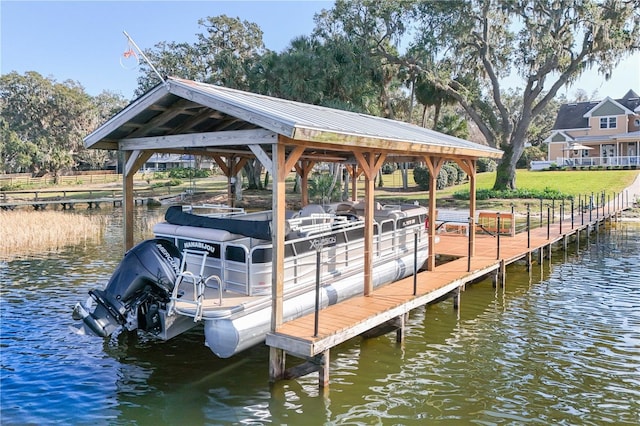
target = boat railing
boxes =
[169,249,224,321]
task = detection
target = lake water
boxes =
[1,209,639,425]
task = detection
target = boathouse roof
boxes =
[85,77,502,161]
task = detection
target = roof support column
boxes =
[212,155,248,208]
[345,164,362,201]
[269,140,305,383]
[121,149,151,253]
[424,156,444,271]
[269,140,287,382]
[455,158,477,257]
[354,151,386,295]
[294,159,315,207]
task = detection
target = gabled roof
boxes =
[553,89,640,130]
[544,130,574,143]
[582,96,634,117]
[85,77,502,160]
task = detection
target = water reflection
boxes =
[1,207,639,424]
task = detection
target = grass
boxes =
[1,169,637,258]
[374,169,639,211]
[0,211,107,260]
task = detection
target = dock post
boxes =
[496,212,501,260]
[318,350,330,388]
[396,314,405,343]
[571,198,574,229]
[552,199,555,223]
[596,193,600,221]
[269,347,286,383]
[559,202,563,235]
[413,231,418,295]
[453,286,461,309]
[500,260,506,289]
[581,198,584,226]
[526,250,532,272]
[539,198,543,227]
[547,206,550,240]
[467,216,473,272]
[526,204,531,249]
[314,246,322,337]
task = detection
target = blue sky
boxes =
[1,0,638,101]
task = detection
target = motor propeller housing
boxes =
[72,238,182,337]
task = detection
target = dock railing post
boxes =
[547,205,551,240]
[552,198,555,223]
[413,229,418,296]
[596,192,600,221]
[539,198,543,228]
[589,194,593,222]
[527,204,531,249]
[581,197,584,226]
[314,244,323,337]
[496,212,501,260]
[559,202,563,235]
[571,198,574,229]
[467,216,473,272]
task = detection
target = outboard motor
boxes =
[72,238,182,338]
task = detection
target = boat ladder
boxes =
[169,249,223,321]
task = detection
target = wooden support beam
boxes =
[121,149,152,252]
[423,156,444,271]
[120,128,277,150]
[250,145,273,172]
[319,349,330,388]
[269,139,287,383]
[269,347,286,384]
[344,164,362,201]
[468,159,477,257]
[353,151,387,296]
[294,160,315,207]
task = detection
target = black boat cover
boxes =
[165,206,272,241]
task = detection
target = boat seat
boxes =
[299,204,326,217]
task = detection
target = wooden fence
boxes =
[0,172,119,187]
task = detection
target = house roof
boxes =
[85,77,502,161]
[553,90,640,130]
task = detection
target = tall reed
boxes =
[0,210,107,259]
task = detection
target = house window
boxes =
[599,116,617,129]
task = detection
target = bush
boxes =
[168,167,209,179]
[453,186,570,200]
[477,158,497,173]
[413,166,430,190]
[381,163,398,174]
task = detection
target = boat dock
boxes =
[266,198,632,388]
[0,189,173,210]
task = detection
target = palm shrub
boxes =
[309,173,342,203]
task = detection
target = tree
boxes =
[415,77,457,128]
[135,15,267,95]
[77,91,129,170]
[322,0,640,189]
[0,71,94,178]
[0,72,126,175]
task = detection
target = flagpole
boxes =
[123,30,165,85]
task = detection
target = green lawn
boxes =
[439,169,639,198]
[375,169,639,210]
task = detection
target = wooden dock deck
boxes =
[266,207,621,386]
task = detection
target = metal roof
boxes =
[85,77,502,161]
